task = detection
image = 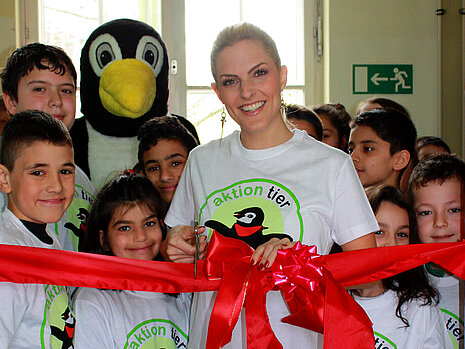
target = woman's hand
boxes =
[160,225,207,263]
[250,238,296,269]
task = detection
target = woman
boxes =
[162,23,379,348]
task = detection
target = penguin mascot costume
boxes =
[71,19,198,189]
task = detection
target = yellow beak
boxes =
[99,59,156,118]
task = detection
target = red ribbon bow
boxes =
[204,233,374,349]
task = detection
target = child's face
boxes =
[103,203,162,260]
[349,126,398,187]
[1,141,75,224]
[3,63,76,130]
[374,201,410,247]
[413,179,463,243]
[319,114,342,149]
[142,139,188,204]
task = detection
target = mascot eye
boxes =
[143,44,157,65]
[96,43,116,68]
[136,36,165,77]
[88,33,123,77]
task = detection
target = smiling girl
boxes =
[352,184,447,348]
[73,173,190,348]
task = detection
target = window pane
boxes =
[187,88,304,144]
[185,0,304,87]
[185,0,240,86]
[186,89,239,144]
[101,0,161,29]
[242,0,304,86]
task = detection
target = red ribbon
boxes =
[0,234,464,348]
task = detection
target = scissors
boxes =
[194,220,199,279]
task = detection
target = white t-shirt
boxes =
[353,289,449,349]
[73,288,191,348]
[165,130,379,348]
[427,272,465,348]
[0,209,74,349]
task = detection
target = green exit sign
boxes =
[353,64,413,94]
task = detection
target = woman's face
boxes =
[211,39,287,138]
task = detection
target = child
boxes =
[355,97,410,118]
[353,184,448,348]
[409,153,465,348]
[0,110,76,348]
[1,42,96,251]
[136,115,198,218]
[349,109,417,188]
[354,98,415,193]
[285,103,323,141]
[311,102,351,152]
[73,172,190,348]
[416,136,451,162]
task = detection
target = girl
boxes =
[162,23,379,348]
[73,173,190,348]
[352,185,447,348]
[285,103,323,141]
[136,115,199,218]
[311,103,351,152]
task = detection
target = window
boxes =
[36,0,314,143]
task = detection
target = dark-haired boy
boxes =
[1,42,96,251]
[348,109,417,189]
[137,115,198,218]
[0,110,75,347]
[409,153,465,348]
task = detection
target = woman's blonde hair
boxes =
[210,22,281,81]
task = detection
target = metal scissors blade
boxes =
[194,220,199,279]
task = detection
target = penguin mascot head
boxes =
[71,19,198,189]
[81,18,168,136]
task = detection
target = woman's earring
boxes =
[280,95,286,120]
[220,106,227,143]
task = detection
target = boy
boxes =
[348,109,417,188]
[0,110,75,348]
[1,43,96,251]
[409,153,465,348]
[136,115,198,218]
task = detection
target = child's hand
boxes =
[160,225,207,263]
[250,238,296,269]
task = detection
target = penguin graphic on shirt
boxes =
[205,207,293,249]
[50,307,75,349]
[64,208,88,251]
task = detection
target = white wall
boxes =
[324,0,439,138]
